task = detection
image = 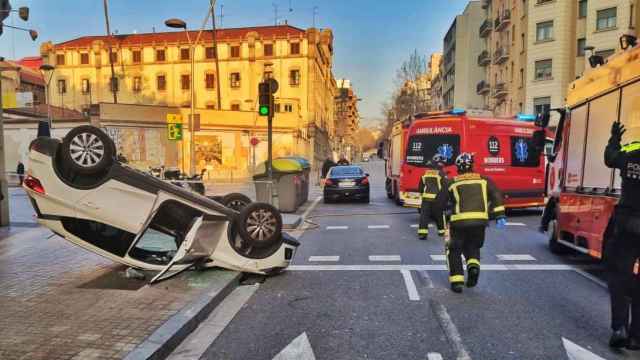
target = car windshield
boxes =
[330,166,364,177]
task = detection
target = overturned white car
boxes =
[23,125,298,282]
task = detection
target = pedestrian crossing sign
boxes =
[167,123,183,140]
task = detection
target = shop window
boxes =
[80,53,89,65]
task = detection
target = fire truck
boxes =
[536,39,640,258]
[396,109,547,209]
[384,118,411,204]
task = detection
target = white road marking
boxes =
[368,225,390,229]
[400,270,420,301]
[573,268,608,289]
[506,222,527,226]
[496,254,537,261]
[167,284,259,360]
[308,256,340,262]
[562,337,606,360]
[300,196,322,222]
[430,255,447,261]
[427,353,444,360]
[326,226,348,230]
[272,332,316,360]
[369,255,401,262]
[410,224,419,228]
[287,264,598,271]
[431,300,472,360]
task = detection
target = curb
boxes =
[124,270,242,360]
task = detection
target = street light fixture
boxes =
[165,17,196,175]
[39,64,55,137]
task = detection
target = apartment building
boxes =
[39,25,337,177]
[334,79,360,160]
[442,1,485,110]
[428,53,444,111]
[477,0,528,116]
[526,0,637,116]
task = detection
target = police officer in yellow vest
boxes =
[604,121,640,349]
[417,154,448,240]
[444,153,506,293]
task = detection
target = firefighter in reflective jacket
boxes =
[604,121,640,350]
[443,153,506,293]
[417,154,448,240]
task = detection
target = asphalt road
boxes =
[196,159,640,360]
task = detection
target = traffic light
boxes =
[258,82,271,117]
[167,123,183,140]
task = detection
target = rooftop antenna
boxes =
[289,0,293,12]
[312,6,318,28]
[219,4,224,28]
[273,3,278,25]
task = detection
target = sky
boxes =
[0,0,470,125]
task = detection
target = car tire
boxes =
[222,193,252,211]
[362,196,370,204]
[548,219,568,254]
[61,125,115,174]
[237,202,283,249]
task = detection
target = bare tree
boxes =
[395,49,426,88]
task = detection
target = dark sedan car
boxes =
[323,166,370,203]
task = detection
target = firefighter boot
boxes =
[609,327,629,348]
[627,336,640,351]
[449,275,465,293]
[418,228,428,240]
[466,259,480,288]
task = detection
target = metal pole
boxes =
[0,72,10,226]
[267,82,273,181]
[211,0,222,110]
[103,0,118,104]
[190,37,196,176]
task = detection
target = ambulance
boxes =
[383,118,411,204]
[535,36,640,258]
[398,109,547,209]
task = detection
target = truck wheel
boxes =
[62,126,115,174]
[548,219,568,254]
[222,193,252,211]
[237,202,282,249]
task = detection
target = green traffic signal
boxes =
[259,104,270,116]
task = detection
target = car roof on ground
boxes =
[329,166,363,175]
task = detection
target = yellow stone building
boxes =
[39,25,337,179]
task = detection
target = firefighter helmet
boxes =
[455,153,474,173]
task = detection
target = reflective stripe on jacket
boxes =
[446,173,505,227]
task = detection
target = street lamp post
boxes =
[38,64,54,137]
[165,18,196,176]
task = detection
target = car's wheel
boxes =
[62,126,115,174]
[222,193,252,211]
[362,196,370,204]
[548,219,568,254]
[237,202,282,249]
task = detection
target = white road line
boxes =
[506,222,527,226]
[287,264,599,271]
[369,255,401,262]
[368,225,390,229]
[400,270,420,301]
[430,255,447,261]
[167,284,259,360]
[573,268,608,289]
[300,196,322,221]
[308,256,340,262]
[410,224,419,228]
[427,353,444,360]
[431,300,472,360]
[497,254,537,261]
[326,226,348,230]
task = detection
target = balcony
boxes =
[494,9,511,32]
[481,0,491,9]
[479,19,492,38]
[477,51,491,66]
[492,82,508,98]
[476,80,490,95]
[493,46,509,64]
